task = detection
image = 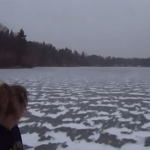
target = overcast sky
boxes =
[0,0,150,58]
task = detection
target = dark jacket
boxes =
[0,124,23,150]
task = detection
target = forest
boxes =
[0,23,150,68]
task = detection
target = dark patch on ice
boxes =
[96,133,136,148]
[23,145,33,150]
[145,137,150,147]
[34,143,58,150]
[39,135,52,141]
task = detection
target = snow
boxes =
[89,96,101,100]
[42,123,54,129]
[60,123,96,129]
[3,68,150,150]
[70,107,80,112]
[22,133,50,147]
[141,107,147,111]
[47,109,69,118]
[98,111,109,115]
[110,91,124,94]
[75,118,80,121]
[118,108,128,112]
[144,114,150,120]
[70,96,78,100]
[48,131,118,150]
[90,104,116,107]
[77,110,94,114]
[32,92,38,96]
[63,118,73,121]
[130,111,144,115]
[87,116,111,122]
[111,111,122,118]
[129,92,145,96]
[36,97,45,101]
[77,110,88,114]
[143,101,150,104]
[97,91,109,94]
[28,109,45,117]
[118,117,133,122]
[103,127,132,137]
[58,105,66,110]
[141,122,150,129]
[123,103,140,108]
[18,122,36,128]
[102,100,110,102]
[26,148,34,150]
[49,96,61,99]
[103,127,150,145]
[20,117,30,122]
[82,101,89,104]
[42,122,97,130]
[121,144,150,150]
[129,121,141,125]
[120,97,142,100]
[88,132,100,141]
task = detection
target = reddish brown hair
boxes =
[0,82,28,116]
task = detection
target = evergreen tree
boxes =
[16,29,27,66]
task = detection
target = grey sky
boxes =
[0,0,150,58]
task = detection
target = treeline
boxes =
[0,23,150,68]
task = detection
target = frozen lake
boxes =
[1,67,150,150]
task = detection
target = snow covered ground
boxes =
[0,67,150,150]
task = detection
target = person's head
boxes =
[0,82,28,128]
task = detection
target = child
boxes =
[0,83,28,150]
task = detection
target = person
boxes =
[0,82,28,150]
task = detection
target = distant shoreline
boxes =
[1,23,150,68]
[0,66,148,69]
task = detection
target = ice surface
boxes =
[88,132,100,141]
[118,117,133,122]
[75,118,80,121]
[49,131,118,150]
[118,108,128,112]
[70,107,80,112]
[130,111,144,115]
[70,96,78,100]
[20,117,30,122]
[62,118,73,121]
[143,101,150,104]
[142,122,150,129]
[144,114,150,120]
[129,92,145,96]
[19,122,35,128]
[90,103,116,107]
[121,144,150,150]
[28,109,45,117]
[60,123,96,129]
[123,103,140,108]
[82,101,89,104]
[22,133,50,147]
[42,123,54,129]
[111,111,122,118]
[98,111,109,115]
[47,109,69,118]
[130,121,141,125]
[77,110,94,114]
[87,116,111,122]
[89,96,101,100]
[2,67,150,149]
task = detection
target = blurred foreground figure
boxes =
[0,82,28,150]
